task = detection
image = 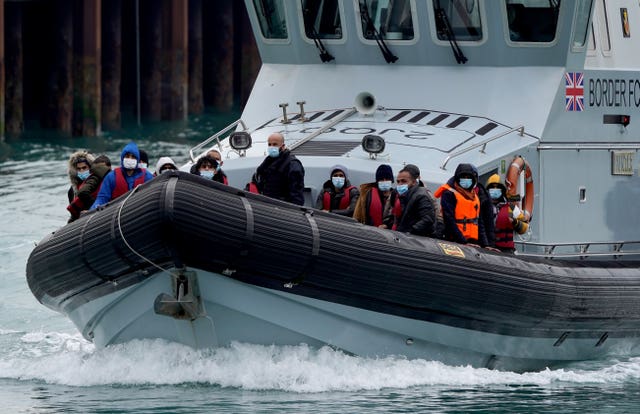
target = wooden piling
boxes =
[43,0,73,133]
[102,0,122,130]
[141,0,162,121]
[73,0,102,136]
[235,2,260,108]
[5,2,22,136]
[188,0,203,115]
[205,0,234,112]
[0,0,4,141]
[162,0,188,120]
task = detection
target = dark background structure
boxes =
[0,0,261,139]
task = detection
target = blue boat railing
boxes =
[440,125,528,170]
[189,119,248,162]
[515,240,640,259]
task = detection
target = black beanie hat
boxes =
[375,164,393,181]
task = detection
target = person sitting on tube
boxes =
[315,164,360,217]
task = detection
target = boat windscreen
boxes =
[359,0,414,41]
[301,0,343,39]
[252,0,288,39]
[506,0,561,43]
[435,0,483,41]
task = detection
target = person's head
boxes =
[68,151,95,182]
[329,164,348,189]
[486,173,506,201]
[207,149,223,166]
[454,163,477,190]
[267,133,285,158]
[156,156,178,174]
[375,164,394,192]
[404,164,421,183]
[120,142,141,171]
[195,155,218,179]
[93,155,112,168]
[396,168,417,196]
[138,149,149,169]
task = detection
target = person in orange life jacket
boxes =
[486,174,528,253]
[315,165,360,217]
[155,156,178,176]
[189,149,229,184]
[434,163,488,246]
[393,167,436,236]
[403,163,444,238]
[192,155,223,183]
[249,132,305,205]
[90,142,154,209]
[353,164,399,228]
[470,164,496,249]
[67,155,112,222]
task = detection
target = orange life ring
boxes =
[505,156,534,222]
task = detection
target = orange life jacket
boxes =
[435,183,480,240]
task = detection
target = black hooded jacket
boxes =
[395,184,436,236]
[254,149,305,205]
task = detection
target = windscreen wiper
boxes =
[360,1,398,64]
[302,0,335,63]
[434,0,467,64]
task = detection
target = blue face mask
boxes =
[77,170,90,181]
[332,176,345,189]
[267,146,280,158]
[396,184,409,195]
[489,188,502,200]
[378,181,392,192]
[200,170,214,179]
[459,178,473,189]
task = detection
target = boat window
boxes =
[506,0,561,43]
[252,0,288,39]
[359,0,415,40]
[434,0,483,42]
[302,0,342,39]
[572,0,594,48]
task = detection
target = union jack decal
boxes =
[565,72,584,112]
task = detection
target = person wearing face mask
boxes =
[434,163,488,246]
[138,149,149,170]
[66,150,95,220]
[67,155,112,222]
[249,132,305,205]
[486,174,528,253]
[403,164,444,239]
[189,149,228,184]
[353,164,400,229]
[155,156,178,176]
[393,167,436,236]
[192,155,219,181]
[90,142,154,209]
[315,165,360,217]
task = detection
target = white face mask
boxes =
[139,162,148,169]
[122,158,138,170]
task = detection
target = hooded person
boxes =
[90,142,154,209]
[434,163,488,246]
[67,150,95,204]
[393,166,436,236]
[353,164,399,228]
[315,164,360,217]
[155,156,178,176]
[138,150,149,170]
[486,173,528,252]
[67,155,112,222]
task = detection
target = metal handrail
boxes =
[189,119,248,162]
[289,108,357,151]
[514,240,640,259]
[439,125,526,170]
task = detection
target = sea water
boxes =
[2,117,640,413]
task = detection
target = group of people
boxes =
[66,133,528,253]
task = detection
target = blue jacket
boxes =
[90,142,154,209]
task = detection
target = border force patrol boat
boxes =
[27,0,640,371]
